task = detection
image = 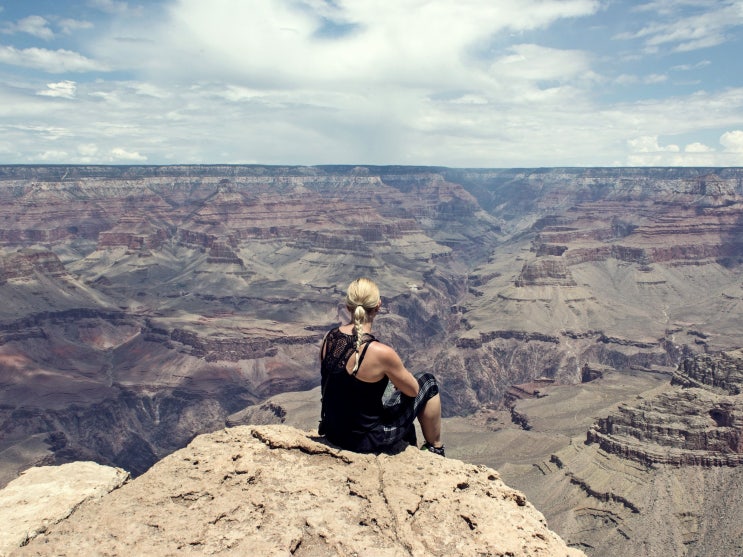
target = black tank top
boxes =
[320,328,389,452]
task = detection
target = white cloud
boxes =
[59,19,95,35]
[489,43,592,83]
[8,124,73,141]
[671,60,711,72]
[110,147,147,161]
[619,1,743,53]
[88,0,142,16]
[450,94,488,105]
[614,72,668,86]
[3,15,55,40]
[2,0,743,167]
[627,135,680,153]
[91,0,600,87]
[615,74,639,85]
[38,150,70,161]
[37,80,77,99]
[624,130,743,166]
[685,142,713,152]
[721,130,743,152]
[644,73,668,84]
[0,45,108,73]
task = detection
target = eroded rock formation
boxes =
[586,349,743,467]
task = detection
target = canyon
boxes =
[1,165,743,554]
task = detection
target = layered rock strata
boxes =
[672,348,743,394]
[587,350,743,466]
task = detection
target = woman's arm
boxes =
[374,343,419,397]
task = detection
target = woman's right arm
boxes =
[374,344,419,397]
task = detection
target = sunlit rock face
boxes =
[1,165,743,481]
[8,426,584,557]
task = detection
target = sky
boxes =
[1,0,743,168]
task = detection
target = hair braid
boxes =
[345,277,381,373]
[351,306,367,373]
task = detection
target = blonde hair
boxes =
[345,277,380,373]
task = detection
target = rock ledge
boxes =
[12,425,582,556]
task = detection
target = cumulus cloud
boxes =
[627,135,680,153]
[93,0,600,86]
[37,80,77,99]
[110,147,147,161]
[720,130,743,152]
[0,45,108,73]
[625,130,743,166]
[685,142,713,153]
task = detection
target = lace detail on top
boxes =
[321,328,376,375]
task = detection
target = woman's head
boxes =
[345,277,380,320]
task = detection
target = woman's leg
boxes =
[417,393,443,447]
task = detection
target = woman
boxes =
[319,277,445,456]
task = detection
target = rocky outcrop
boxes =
[0,250,69,283]
[587,389,743,466]
[9,425,583,557]
[586,350,743,466]
[672,348,743,394]
[515,259,576,287]
[0,461,128,556]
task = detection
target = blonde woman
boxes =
[319,278,445,456]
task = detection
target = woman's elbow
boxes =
[402,381,419,398]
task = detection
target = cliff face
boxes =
[6,425,583,557]
[2,165,743,485]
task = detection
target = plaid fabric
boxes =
[377,372,440,447]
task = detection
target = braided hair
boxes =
[345,277,381,373]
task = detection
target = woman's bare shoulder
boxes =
[366,340,402,362]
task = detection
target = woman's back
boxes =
[320,327,389,451]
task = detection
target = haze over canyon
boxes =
[1,165,742,555]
